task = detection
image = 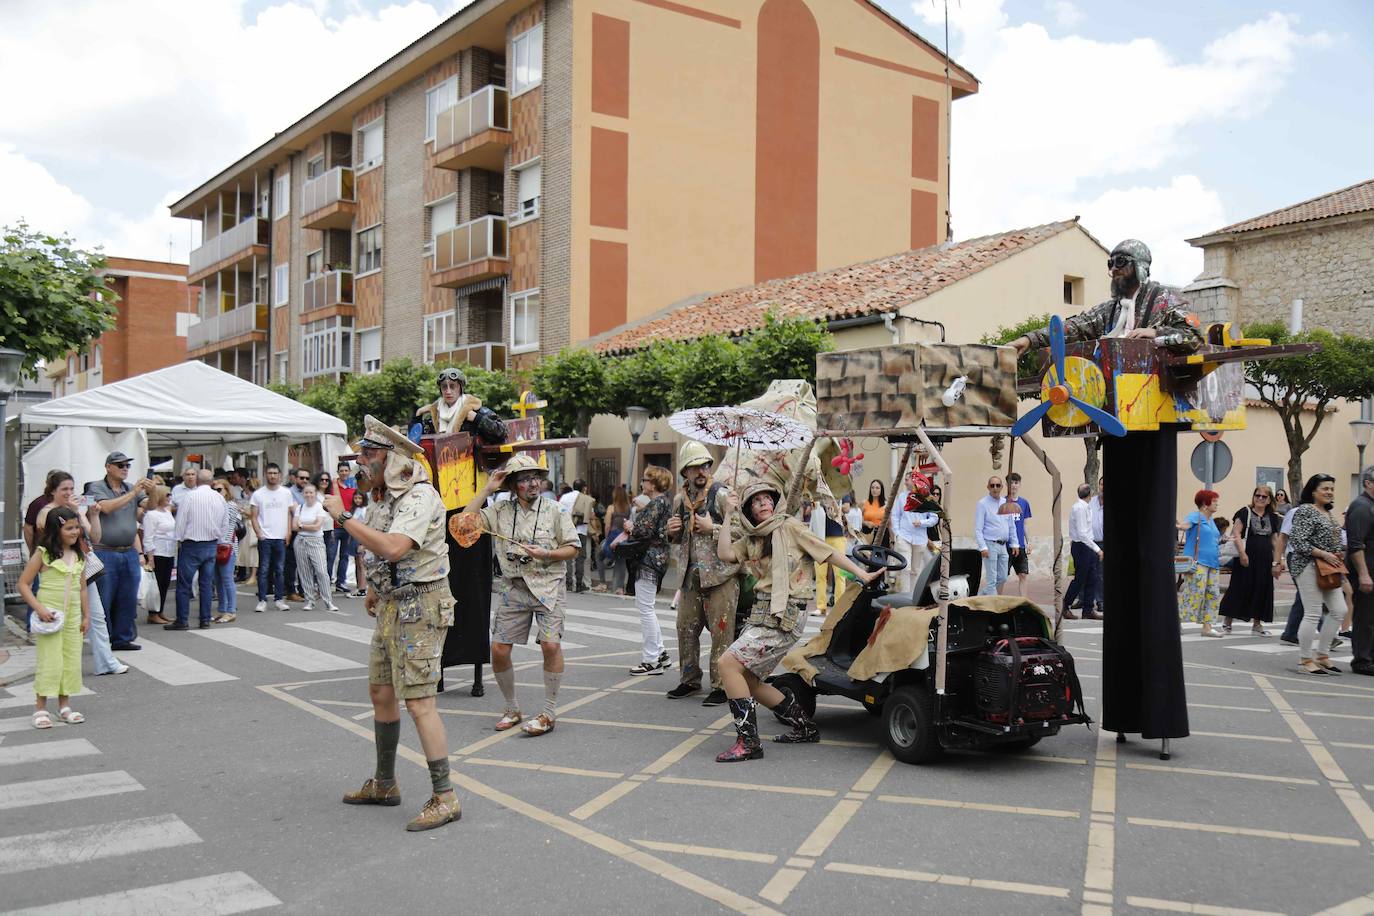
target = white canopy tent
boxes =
[20,362,349,510]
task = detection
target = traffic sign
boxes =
[1190,439,1232,486]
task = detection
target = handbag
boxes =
[216,544,234,565]
[1315,556,1347,591]
[1174,516,1203,575]
[30,562,75,636]
[612,533,651,562]
[82,546,105,582]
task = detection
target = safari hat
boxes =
[357,414,424,457]
[678,440,714,474]
[500,453,549,490]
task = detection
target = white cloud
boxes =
[0,0,468,259]
[1045,0,1082,29]
[912,2,1330,284]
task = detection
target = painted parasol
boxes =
[668,406,813,488]
[449,511,528,551]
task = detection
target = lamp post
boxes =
[1351,418,1374,480]
[626,406,650,489]
[0,348,26,590]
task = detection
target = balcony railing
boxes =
[434,216,508,273]
[435,85,510,150]
[439,341,507,373]
[189,217,269,276]
[300,167,356,229]
[187,301,267,351]
[302,270,354,314]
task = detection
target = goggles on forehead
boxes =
[437,369,466,384]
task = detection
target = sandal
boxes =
[58,707,85,724]
[1299,659,1329,676]
[1250,626,1272,637]
[494,711,523,732]
[1316,657,1343,675]
[1200,628,1224,638]
[32,710,53,729]
[216,614,237,624]
[521,714,555,737]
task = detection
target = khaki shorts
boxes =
[369,587,454,699]
[727,624,801,680]
[492,579,565,645]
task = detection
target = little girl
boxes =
[18,506,90,729]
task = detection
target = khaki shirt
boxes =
[482,497,580,609]
[732,516,836,603]
[364,483,449,593]
[671,485,740,590]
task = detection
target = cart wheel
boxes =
[769,673,817,720]
[883,684,941,764]
[990,735,1042,753]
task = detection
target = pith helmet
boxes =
[358,414,424,457]
[679,441,714,474]
[500,453,549,490]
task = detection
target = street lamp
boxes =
[1351,418,1374,478]
[626,406,650,488]
[0,347,26,591]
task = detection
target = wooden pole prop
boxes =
[914,427,954,696]
[783,437,818,516]
[882,444,916,541]
[1017,434,1065,641]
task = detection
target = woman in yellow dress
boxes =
[18,506,91,729]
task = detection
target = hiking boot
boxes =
[716,698,764,762]
[701,688,727,707]
[342,778,400,806]
[405,791,462,831]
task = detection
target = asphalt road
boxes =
[2,579,1373,915]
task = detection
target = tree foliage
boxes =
[531,348,607,438]
[338,358,437,434]
[605,341,681,419]
[738,313,833,394]
[1243,321,1374,494]
[458,364,519,417]
[0,223,118,377]
[671,335,747,410]
[979,312,1053,396]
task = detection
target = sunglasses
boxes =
[110,462,131,469]
[1253,493,1269,499]
[1107,254,1134,269]
[988,483,1002,489]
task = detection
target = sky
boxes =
[0,0,1369,286]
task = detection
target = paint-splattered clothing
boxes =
[1023,281,1203,353]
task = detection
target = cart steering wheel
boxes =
[853,544,907,573]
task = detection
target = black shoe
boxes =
[471,682,485,697]
[575,585,588,593]
[629,660,666,676]
[667,683,700,699]
[702,688,728,707]
[164,623,190,631]
[198,621,211,629]
[1280,635,1299,645]
[1351,665,1374,677]
[1339,629,1354,639]
[111,642,142,651]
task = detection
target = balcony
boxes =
[186,301,268,355]
[64,365,103,394]
[300,167,357,230]
[300,270,355,321]
[432,215,509,288]
[436,341,508,372]
[188,217,269,283]
[431,85,511,172]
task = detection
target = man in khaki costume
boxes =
[665,441,740,707]
[465,454,579,736]
[323,416,460,831]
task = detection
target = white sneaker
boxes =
[254,601,266,613]
[326,604,343,614]
[302,601,314,611]
[275,600,290,611]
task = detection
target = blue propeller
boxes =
[1010,314,1127,438]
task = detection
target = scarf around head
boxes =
[382,447,431,499]
[737,482,792,621]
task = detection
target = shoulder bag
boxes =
[1315,555,1348,590]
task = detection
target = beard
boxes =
[1111,274,1139,299]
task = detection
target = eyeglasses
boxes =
[110,463,130,470]
[1253,493,1269,499]
[988,483,1002,489]
[1107,254,1134,270]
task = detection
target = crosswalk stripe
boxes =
[563,621,675,645]
[513,639,587,651]
[0,814,199,875]
[122,637,238,686]
[0,771,143,811]
[0,685,94,710]
[192,628,363,672]
[0,870,280,916]
[0,738,100,768]
[287,620,374,645]
[1227,643,1353,661]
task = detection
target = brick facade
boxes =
[382,76,428,363]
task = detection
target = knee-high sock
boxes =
[427,758,452,795]
[374,719,401,783]
[543,669,562,719]
[494,665,517,712]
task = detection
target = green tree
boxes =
[338,358,438,435]
[670,334,746,410]
[1243,321,1374,495]
[532,348,608,438]
[738,312,834,394]
[0,223,118,377]
[454,363,519,417]
[605,341,680,418]
[299,380,345,420]
[266,381,303,401]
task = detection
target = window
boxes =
[1063,275,1083,306]
[358,119,383,170]
[360,328,382,374]
[273,264,290,306]
[514,161,541,221]
[302,316,353,378]
[511,289,540,353]
[273,173,290,219]
[356,225,383,275]
[510,24,543,96]
[92,344,102,368]
[305,249,323,279]
[430,197,457,246]
[425,77,458,142]
[275,352,288,383]
[423,311,454,363]
[306,155,325,180]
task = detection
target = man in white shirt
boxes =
[1065,484,1102,620]
[169,469,227,630]
[974,477,1019,595]
[891,490,939,596]
[169,464,199,514]
[250,463,296,612]
[559,479,595,593]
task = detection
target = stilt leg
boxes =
[1159,737,1171,761]
[1116,732,1126,744]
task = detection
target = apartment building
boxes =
[170,0,975,387]
[47,257,193,396]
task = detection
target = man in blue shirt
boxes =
[974,476,1019,595]
[1004,472,1033,597]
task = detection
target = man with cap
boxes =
[664,441,740,706]
[87,451,155,650]
[464,454,580,737]
[323,416,461,831]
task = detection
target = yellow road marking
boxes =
[259,685,781,916]
[1333,742,1374,751]
[1306,710,1374,722]
[786,857,815,869]
[1285,689,1374,699]
[759,868,807,904]
[824,862,1070,898]
[558,717,695,733]
[1311,890,1374,916]
[569,781,644,821]
[794,799,863,857]
[1127,816,1360,847]
[971,751,1087,765]
[1125,763,1318,786]
[1190,702,1272,713]
[1124,895,1285,915]
[659,776,837,798]
[632,839,777,865]
[1190,730,1291,743]
[850,750,897,793]
[461,757,624,780]
[876,794,1078,819]
[1084,725,1117,897]
[639,734,714,775]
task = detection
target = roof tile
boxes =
[1201,178,1374,237]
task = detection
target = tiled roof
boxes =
[590,219,1080,353]
[1197,178,1374,238]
